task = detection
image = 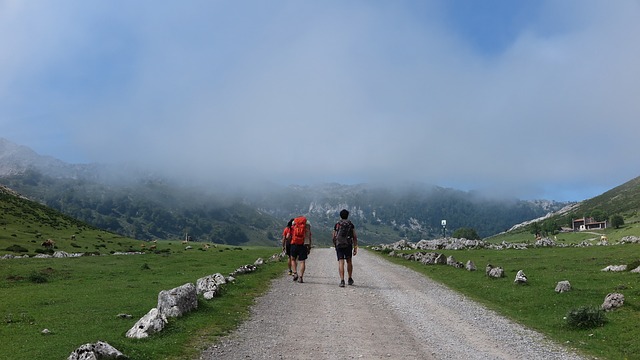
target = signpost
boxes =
[441,220,447,238]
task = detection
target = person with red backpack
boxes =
[333,209,358,287]
[290,215,311,283]
[281,218,294,276]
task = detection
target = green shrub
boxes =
[5,244,28,253]
[565,306,607,329]
[28,272,49,284]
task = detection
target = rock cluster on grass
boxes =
[370,236,640,253]
[67,252,286,357]
[601,293,625,311]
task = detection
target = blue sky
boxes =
[1,1,639,202]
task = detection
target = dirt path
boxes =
[199,248,587,360]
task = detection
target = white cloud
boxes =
[1,0,639,201]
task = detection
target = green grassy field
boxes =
[375,244,640,360]
[1,243,286,360]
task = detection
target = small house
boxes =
[572,217,607,231]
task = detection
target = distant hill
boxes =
[496,175,640,240]
[0,138,572,245]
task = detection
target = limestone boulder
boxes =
[555,280,571,293]
[465,260,476,271]
[158,283,197,318]
[514,270,528,284]
[602,292,625,311]
[601,265,627,272]
[196,273,227,300]
[486,264,505,278]
[125,308,168,339]
[68,340,127,359]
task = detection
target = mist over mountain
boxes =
[0,138,570,245]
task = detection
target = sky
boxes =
[1,0,639,202]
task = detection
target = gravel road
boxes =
[199,248,588,360]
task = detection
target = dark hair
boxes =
[287,218,294,227]
[339,209,349,219]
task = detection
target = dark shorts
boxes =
[336,245,353,260]
[285,242,291,256]
[290,244,308,261]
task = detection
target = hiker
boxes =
[281,218,294,275]
[332,209,358,287]
[290,215,311,283]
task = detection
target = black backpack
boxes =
[334,220,353,248]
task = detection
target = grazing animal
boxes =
[42,239,55,249]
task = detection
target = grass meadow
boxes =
[375,244,640,360]
[0,244,286,360]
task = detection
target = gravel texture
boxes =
[199,248,589,360]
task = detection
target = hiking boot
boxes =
[339,280,345,287]
[298,277,304,283]
[292,273,298,282]
[348,278,354,286]
[288,270,293,276]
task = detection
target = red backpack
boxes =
[291,216,307,245]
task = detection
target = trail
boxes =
[199,248,587,360]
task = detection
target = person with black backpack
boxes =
[332,209,358,287]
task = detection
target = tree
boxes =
[452,227,481,240]
[610,215,624,229]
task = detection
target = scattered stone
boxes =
[41,328,51,335]
[196,273,227,300]
[254,258,264,266]
[555,281,571,293]
[434,253,447,265]
[630,266,640,273]
[446,255,464,268]
[601,265,627,272]
[601,292,625,311]
[514,270,528,284]
[485,264,505,278]
[68,340,127,359]
[126,308,168,339]
[230,264,257,276]
[535,237,556,247]
[116,314,132,319]
[620,236,640,244]
[53,251,71,258]
[465,260,476,271]
[158,283,198,318]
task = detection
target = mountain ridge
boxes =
[0,138,573,245]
